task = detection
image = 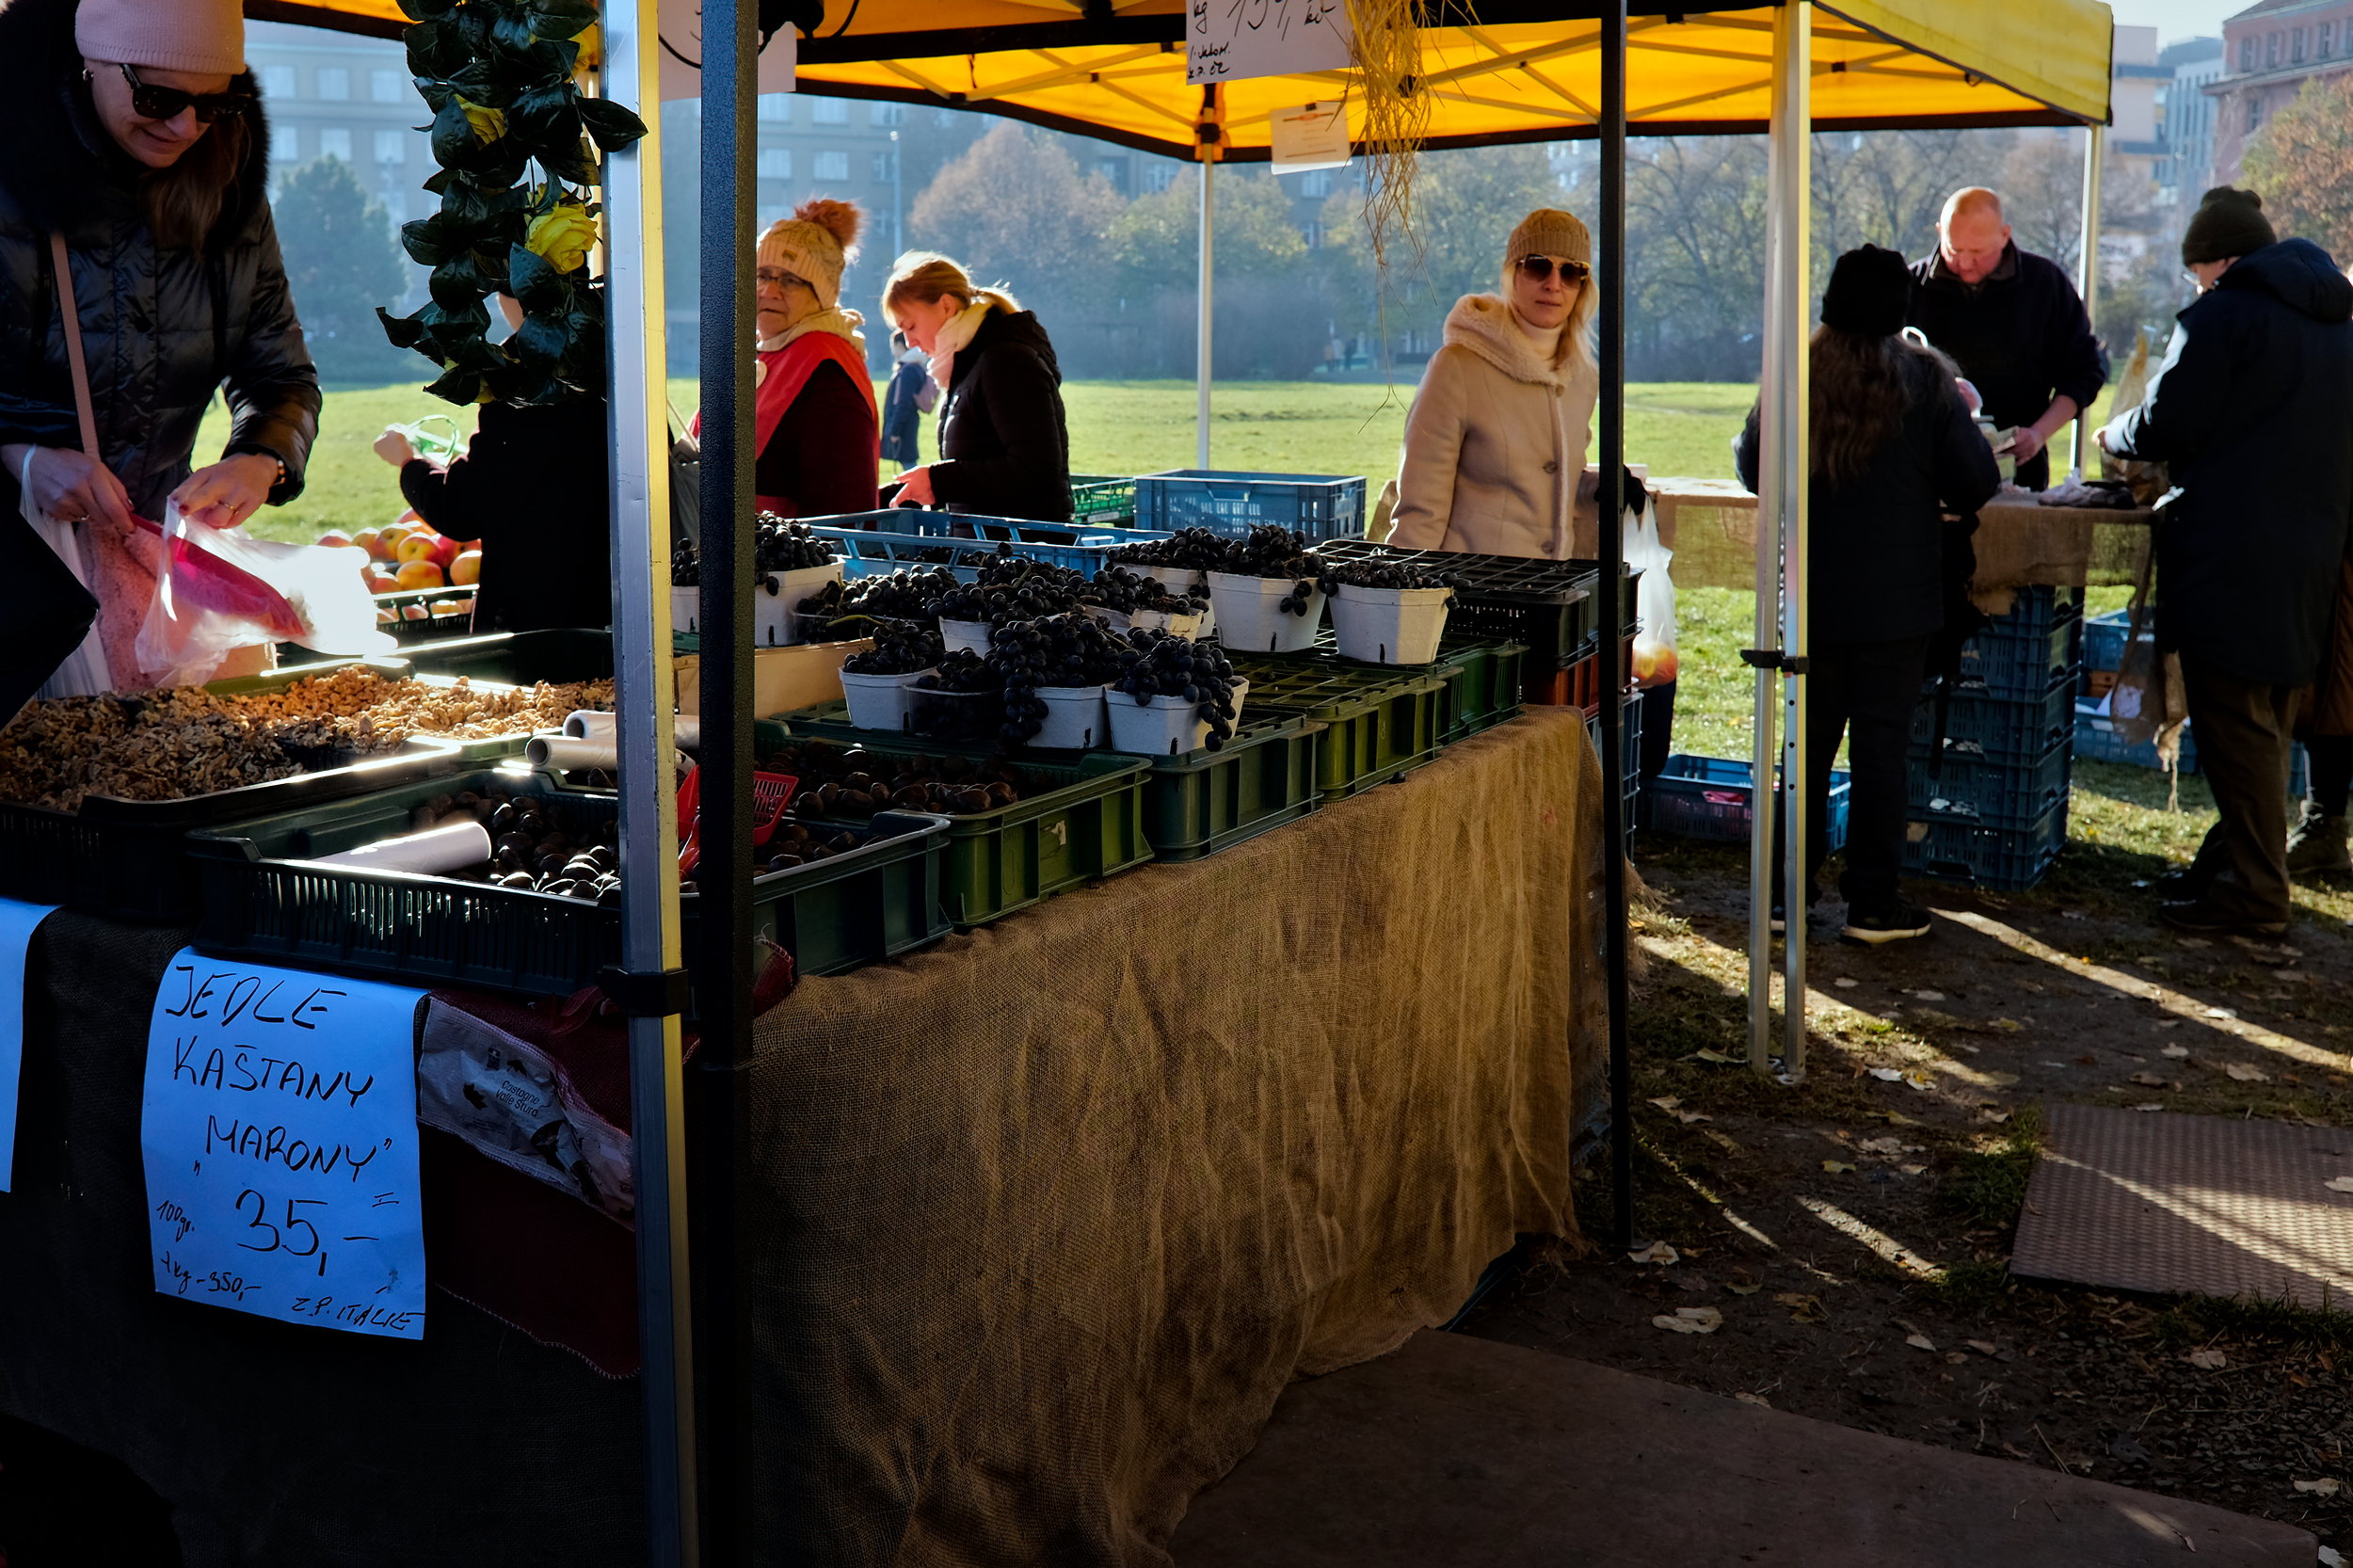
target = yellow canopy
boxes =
[253,2,2113,155]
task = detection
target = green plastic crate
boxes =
[1068,472,1139,527]
[186,766,952,997]
[1137,718,1322,861]
[757,731,1151,926]
[1225,656,1447,800]
[1431,640,1528,743]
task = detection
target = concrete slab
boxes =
[1173,1331,2313,1567]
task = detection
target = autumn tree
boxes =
[2243,72,2353,261]
[908,122,1124,321]
[272,155,413,382]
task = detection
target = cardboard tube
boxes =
[563,712,698,748]
[308,819,490,875]
[528,735,618,771]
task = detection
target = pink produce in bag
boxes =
[134,504,395,684]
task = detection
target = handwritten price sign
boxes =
[139,952,427,1339]
[1188,0,1353,86]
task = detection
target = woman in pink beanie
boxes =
[0,0,320,695]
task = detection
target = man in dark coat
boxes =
[1906,187,2105,491]
[2099,187,2353,936]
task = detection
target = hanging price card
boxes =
[139,952,427,1339]
[0,896,59,1192]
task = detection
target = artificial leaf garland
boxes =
[377,0,647,407]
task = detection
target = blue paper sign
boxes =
[139,951,428,1339]
[0,896,60,1192]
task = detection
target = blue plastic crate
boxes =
[1907,737,2073,832]
[2082,608,2147,676]
[1644,754,1853,853]
[2073,701,2311,797]
[1133,470,1368,540]
[1985,584,2087,632]
[803,510,1162,582]
[1913,671,2078,761]
[1956,604,2084,699]
[1903,796,2068,890]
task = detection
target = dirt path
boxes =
[1461,833,2353,1556]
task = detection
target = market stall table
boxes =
[0,708,1605,1568]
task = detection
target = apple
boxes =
[428,599,469,619]
[315,528,354,549]
[368,526,408,563]
[369,572,402,593]
[395,531,441,565]
[402,603,429,621]
[394,558,445,591]
[352,528,381,558]
[449,551,482,586]
[426,534,460,571]
[396,508,424,526]
[376,607,397,626]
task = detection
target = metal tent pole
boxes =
[1196,85,1222,472]
[598,2,696,1564]
[693,0,760,1560]
[1753,0,1811,1078]
[2073,121,2105,478]
[1598,0,1633,1249]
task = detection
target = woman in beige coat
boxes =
[1388,209,1600,559]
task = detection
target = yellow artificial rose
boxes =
[526,202,600,275]
[574,24,600,71]
[456,97,507,144]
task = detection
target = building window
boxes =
[872,152,890,181]
[2323,22,2337,58]
[271,128,300,163]
[1143,163,1176,194]
[1302,168,1333,198]
[813,150,849,181]
[316,67,350,100]
[758,94,790,122]
[317,127,353,163]
[2293,27,2309,62]
[371,69,405,103]
[757,148,792,180]
[810,98,848,124]
[1304,221,1325,249]
[2266,31,2282,67]
[2240,37,2257,71]
[261,64,296,100]
[869,102,904,126]
[2249,95,2265,131]
[374,129,406,165]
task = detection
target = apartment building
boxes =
[2209,0,2353,184]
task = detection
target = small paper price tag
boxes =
[139,952,427,1339]
[1189,0,1353,86]
[1271,101,1352,171]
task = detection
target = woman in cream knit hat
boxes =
[742,197,879,518]
[1389,208,1599,559]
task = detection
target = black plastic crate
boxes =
[1586,692,1643,851]
[1907,736,2073,832]
[188,768,952,996]
[1913,671,2077,761]
[392,629,616,684]
[1902,796,2067,890]
[1319,540,1638,671]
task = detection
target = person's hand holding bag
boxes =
[168,451,282,528]
[5,444,134,535]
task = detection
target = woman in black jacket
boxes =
[0,0,320,693]
[882,252,1071,523]
[1736,246,2001,944]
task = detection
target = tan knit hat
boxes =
[75,0,247,77]
[1504,208,1592,272]
[758,198,863,311]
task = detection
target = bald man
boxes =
[1905,187,2105,490]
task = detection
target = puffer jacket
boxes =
[1389,294,1598,559]
[2102,237,2353,688]
[929,307,1071,523]
[0,0,319,523]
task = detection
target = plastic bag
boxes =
[17,453,111,699]
[135,503,394,685]
[1625,496,1677,688]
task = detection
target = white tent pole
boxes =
[2073,120,2105,478]
[598,2,696,1562]
[1197,154,1215,470]
[1753,0,1810,1079]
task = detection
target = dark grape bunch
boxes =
[840,624,943,676]
[1106,526,1228,572]
[907,648,1004,742]
[416,788,623,903]
[1317,560,1463,595]
[1218,524,1325,616]
[1112,629,1242,749]
[753,515,840,576]
[794,567,959,635]
[670,537,699,587]
[1083,566,1207,616]
[988,612,1128,744]
[760,743,1028,818]
[912,647,999,694]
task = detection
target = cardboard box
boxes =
[675,639,872,719]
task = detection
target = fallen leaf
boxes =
[1988,1018,2023,1032]
[1869,1067,1905,1082]
[2176,936,2213,949]
[2205,1006,2238,1019]
[1944,1351,1970,1365]
[1871,1111,1925,1127]
[1648,1096,1683,1112]
[2223,1062,2270,1082]
[2295,1478,2342,1497]
[2325,1177,2353,1194]
[1694,1048,1741,1064]
[2161,1044,2191,1059]
[2184,1348,2227,1369]
[1629,1240,1681,1265]
[1673,1109,1712,1124]
[2133,1102,2165,1112]
[1903,1073,1936,1092]
[1905,1333,1938,1352]
[1914,989,1947,1001]
[1858,1136,1919,1155]
[1966,1339,2000,1355]
[1652,1305,1722,1336]
[1734,1391,1771,1407]
[2129,1072,2169,1087]
[1833,977,1859,989]
[1822,1160,1857,1174]
[2075,1052,2100,1066]
[1985,1071,2022,1087]
[1724,1271,1762,1295]
[1913,1009,1961,1028]
[1898,1162,1928,1176]
[1774,1291,1828,1322]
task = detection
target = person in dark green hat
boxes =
[2098,187,2353,936]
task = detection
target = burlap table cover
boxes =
[0,708,1604,1566]
[1649,478,2153,602]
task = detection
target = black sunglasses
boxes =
[111,62,256,124]
[1515,255,1590,283]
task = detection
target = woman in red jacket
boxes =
[740,198,878,519]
